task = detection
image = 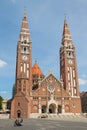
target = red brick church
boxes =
[10,11,81,118]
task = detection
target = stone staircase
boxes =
[0,113,86,120]
[47,113,87,121]
[30,113,87,121]
[48,113,80,118]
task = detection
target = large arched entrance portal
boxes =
[49,103,56,113]
[58,105,62,113]
[42,105,46,113]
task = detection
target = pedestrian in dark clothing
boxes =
[14,118,23,126]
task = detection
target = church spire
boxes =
[19,10,30,42]
[62,19,72,45]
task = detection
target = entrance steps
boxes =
[47,113,82,119]
[30,113,86,120]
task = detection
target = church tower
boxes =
[11,11,32,118]
[60,19,80,97]
[16,10,32,95]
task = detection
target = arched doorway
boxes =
[49,103,56,113]
[42,105,46,113]
[58,105,62,113]
[17,110,21,118]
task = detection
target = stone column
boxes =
[55,105,58,114]
[62,98,65,113]
[39,104,41,114]
[47,105,49,113]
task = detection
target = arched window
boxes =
[24,40,27,44]
[24,47,26,52]
[18,102,20,106]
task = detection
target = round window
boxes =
[48,85,55,92]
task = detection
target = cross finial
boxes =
[24,7,26,17]
[64,13,68,23]
[48,70,53,75]
[64,13,67,20]
[35,60,37,64]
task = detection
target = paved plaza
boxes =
[0,117,87,130]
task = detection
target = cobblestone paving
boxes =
[0,117,87,130]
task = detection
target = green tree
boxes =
[0,96,3,109]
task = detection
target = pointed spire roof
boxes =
[32,61,44,75]
[62,19,72,45]
[19,9,30,41]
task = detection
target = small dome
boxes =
[32,62,43,75]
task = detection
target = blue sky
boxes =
[0,0,87,99]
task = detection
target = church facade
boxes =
[10,12,81,118]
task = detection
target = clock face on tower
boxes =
[22,55,28,61]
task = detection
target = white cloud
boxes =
[78,78,87,85]
[0,60,7,68]
[0,91,7,94]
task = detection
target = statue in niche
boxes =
[50,92,54,100]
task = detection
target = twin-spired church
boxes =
[10,11,81,118]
